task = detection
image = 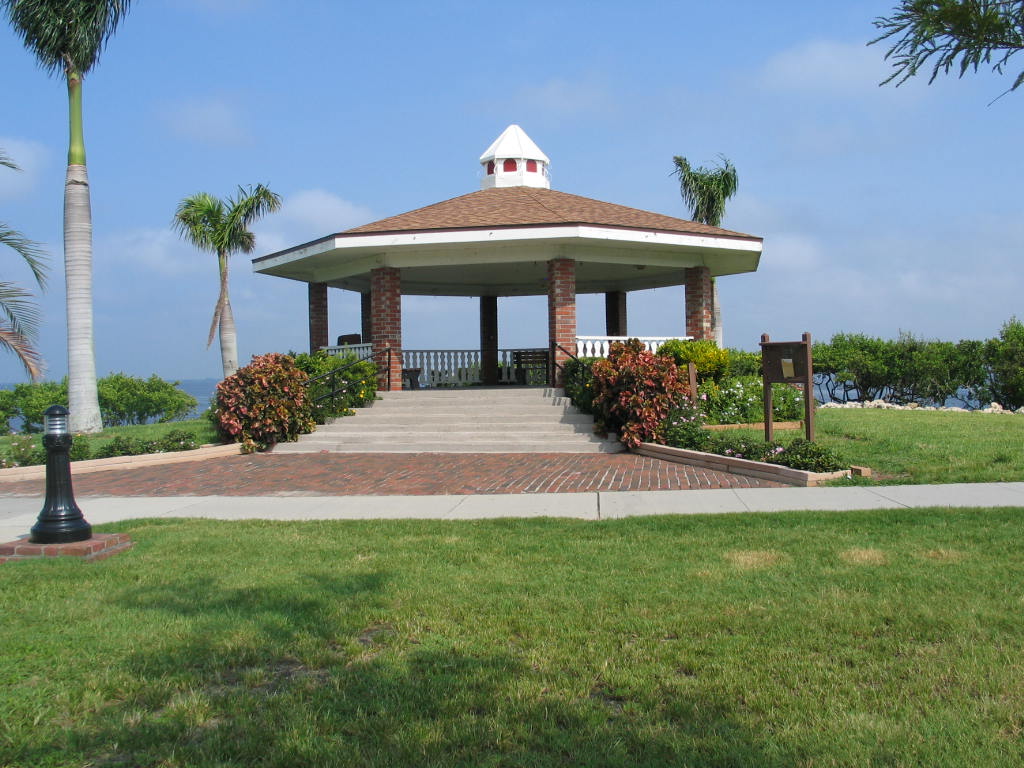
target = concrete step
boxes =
[312,422,597,435]
[285,386,620,454]
[274,440,624,454]
[377,387,565,399]
[364,400,577,411]
[292,430,612,444]
[336,413,594,426]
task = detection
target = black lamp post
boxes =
[29,405,91,544]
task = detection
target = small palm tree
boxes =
[0,149,48,379]
[672,154,739,347]
[2,0,134,431]
[173,185,282,379]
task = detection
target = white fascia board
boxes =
[254,225,761,275]
[337,225,761,252]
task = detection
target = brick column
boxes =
[605,291,627,337]
[360,291,372,343]
[308,282,328,353]
[547,258,576,387]
[684,266,714,341]
[480,296,498,386]
[370,267,402,391]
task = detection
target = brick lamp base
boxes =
[0,533,133,563]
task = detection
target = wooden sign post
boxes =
[760,332,814,442]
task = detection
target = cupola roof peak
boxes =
[479,124,550,164]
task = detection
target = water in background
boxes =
[178,378,220,415]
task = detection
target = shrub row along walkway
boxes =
[0,452,781,497]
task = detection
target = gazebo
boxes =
[253,125,763,390]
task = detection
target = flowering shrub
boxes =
[657,339,730,382]
[699,376,804,424]
[661,399,710,451]
[213,353,315,452]
[661,426,846,472]
[591,339,689,449]
[292,350,377,422]
[562,357,600,415]
[93,429,200,459]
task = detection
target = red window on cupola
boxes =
[526,160,538,173]
[503,159,517,172]
[486,161,495,174]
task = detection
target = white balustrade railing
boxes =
[322,343,374,359]
[401,348,547,388]
[322,337,689,388]
[574,336,686,358]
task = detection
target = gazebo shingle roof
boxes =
[343,186,758,241]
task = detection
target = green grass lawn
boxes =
[3,511,1023,767]
[0,418,220,459]
[715,409,1024,485]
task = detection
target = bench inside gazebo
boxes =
[253,125,763,390]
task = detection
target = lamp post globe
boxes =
[29,405,91,544]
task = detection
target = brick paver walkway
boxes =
[0,452,782,497]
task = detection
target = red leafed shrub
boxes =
[213,353,316,452]
[591,339,689,449]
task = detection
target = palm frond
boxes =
[0,281,42,345]
[207,298,223,348]
[1,0,134,76]
[672,154,739,227]
[172,192,225,252]
[0,149,18,171]
[0,324,44,380]
[224,184,282,255]
[0,224,49,289]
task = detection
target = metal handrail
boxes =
[549,342,581,384]
[306,346,392,410]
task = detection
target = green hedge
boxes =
[813,319,1024,408]
[0,374,197,432]
[292,350,377,422]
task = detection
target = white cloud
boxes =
[761,233,824,270]
[252,189,376,255]
[278,189,375,236]
[162,97,252,146]
[98,227,207,278]
[523,77,615,118]
[0,136,48,200]
[757,40,893,95]
[477,76,616,121]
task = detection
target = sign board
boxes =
[760,332,814,442]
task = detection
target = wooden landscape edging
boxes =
[634,442,850,487]
[0,443,241,483]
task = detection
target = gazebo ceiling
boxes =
[254,186,762,298]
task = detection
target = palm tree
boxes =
[1,149,48,379]
[672,154,739,347]
[2,0,134,432]
[173,185,282,379]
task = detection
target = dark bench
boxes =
[512,350,550,386]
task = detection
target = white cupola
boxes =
[479,124,550,190]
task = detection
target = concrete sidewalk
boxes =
[3,482,1023,541]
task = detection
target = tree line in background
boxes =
[814,318,1024,409]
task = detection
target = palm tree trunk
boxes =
[219,298,238,378]
[64,71,102,433]
[217,252,238,377]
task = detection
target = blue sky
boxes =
[2,0,1022,382]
